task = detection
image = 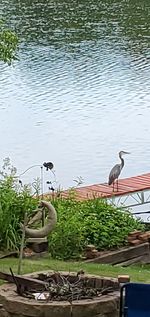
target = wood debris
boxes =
[0,270,117,302]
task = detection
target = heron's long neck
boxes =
[120,156,124,169]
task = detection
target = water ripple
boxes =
[0,0,149,190]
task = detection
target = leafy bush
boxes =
[48,197,85,260]
[79,198,143,249]
[0,21,18,64]
[0,159,38,250]
[48,194,144,260]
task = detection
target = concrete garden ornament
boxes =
[21,200,57,238]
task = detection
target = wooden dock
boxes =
[55,173,150,211]
[60,172,150,200]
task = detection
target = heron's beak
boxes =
[123,151,130,155]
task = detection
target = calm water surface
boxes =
[0,0,150,195]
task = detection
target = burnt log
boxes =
[0,271,48,292]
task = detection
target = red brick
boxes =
[139,232,150,242]
[129,239,142,246]
[128,230,142,239]
[118,275,130,283]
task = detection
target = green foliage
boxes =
[48,194,144,260]
[79,199,143,249]
[48,197,84,260]
[0,159,144,259]
[0,21,18,64]
[0,159,38,250]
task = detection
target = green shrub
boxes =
[48,197,84,260]
[48,194,144,260]
[79,198,143,249]
[0,159,38,250]
[0,21,18,64]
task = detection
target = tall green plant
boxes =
[48,197,84,259]
[0,159,38,250]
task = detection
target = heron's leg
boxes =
[117,179,118,191]
[113,182,114,192]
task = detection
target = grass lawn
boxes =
[0,257,150,284]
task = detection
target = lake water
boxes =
[0,0,150,200]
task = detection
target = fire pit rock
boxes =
[0,271,120,317]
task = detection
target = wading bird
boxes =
[108,151,130,192]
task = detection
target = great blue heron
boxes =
[108,151,130,192]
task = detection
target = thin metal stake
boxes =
[40,166,45,226]
[17,213,28,275]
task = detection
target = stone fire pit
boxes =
[0,271,120,317]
